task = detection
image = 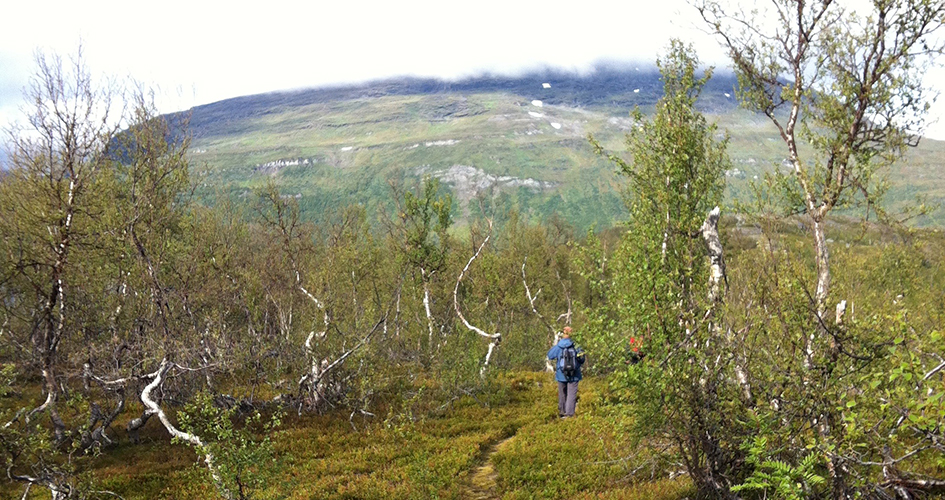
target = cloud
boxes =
[2,0,942,145]
[0,0,724,119]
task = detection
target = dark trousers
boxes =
[557,381,579,417]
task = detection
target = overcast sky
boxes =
[1,0,944,139]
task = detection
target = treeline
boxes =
[0,50,606,499]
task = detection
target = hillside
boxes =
[179,67,945,229]
[4,51,944,500]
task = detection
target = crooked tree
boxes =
[1,48,120,443]
[697,0,945,321]
[698,1,945,497]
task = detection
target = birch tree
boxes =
[696,3,945,497]
[591,41,738,497]
[396,178,453,355]
[696,0,945,320]
[1,48,120,443]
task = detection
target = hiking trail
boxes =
[464,433,516,500]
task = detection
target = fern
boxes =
[732,436,826,500]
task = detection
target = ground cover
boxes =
[2,373,692,499]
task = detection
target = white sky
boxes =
[1,0,944,139]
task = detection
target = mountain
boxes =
[176,67,945,230]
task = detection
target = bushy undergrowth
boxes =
[1,373,695,500]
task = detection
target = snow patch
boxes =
[425,139,460,147]
[633,89,640,93]
[724,93,731,98]
[531,100,543,107]
[542,83,551,89]
[528,111,544,118]
[550,122,562,130]
[341,146,354,152]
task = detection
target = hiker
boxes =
[547,326,585,418]
[625,336,644,365]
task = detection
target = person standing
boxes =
[547,326,585,418]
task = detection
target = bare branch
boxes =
[453,230,499,341]
[924,359,945,381]
[522,258,554,334]
[138,359,232,499]
[453,222,501,377]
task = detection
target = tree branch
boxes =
[453,223,501,377]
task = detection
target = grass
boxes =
[1,372,693,499]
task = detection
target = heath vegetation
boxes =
[2,2,944,499]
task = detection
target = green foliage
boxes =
[0,364,102,499]
[3,40,944,500]
[400,176,453,273]
[587,40,740,496]
[732,436,825,500]
[722,223,945,497]
[177,393,283,500]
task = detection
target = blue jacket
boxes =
[547,338,585,382]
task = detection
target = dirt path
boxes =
[464,434,516,500]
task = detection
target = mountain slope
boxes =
[179,68,945,229]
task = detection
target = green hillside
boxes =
[184,71,945,229]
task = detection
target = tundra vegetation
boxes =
[1,2,945,498]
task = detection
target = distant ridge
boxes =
[179,66,740,139]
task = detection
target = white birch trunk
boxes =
[701,207,752,402]
[296,281,329,412]
[140,359,233,499]
[805,216,832,369]
[421,268,435,348]
[813,216,830,316]
[454,232,501,377]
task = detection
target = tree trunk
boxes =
[812,215,830,316]
[140,359,233,500]
[701,207,751,403]
[803,214,832,370]
[421,268,435,348]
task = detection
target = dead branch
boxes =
[454,223,501,377]
[522,258,564,372]
[555,268,573,326]
[298,316,387,413]
[924,358,945,381]
[879,478,945,496]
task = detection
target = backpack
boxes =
[559,346,578,378]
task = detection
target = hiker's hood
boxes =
[557,338,575,348]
